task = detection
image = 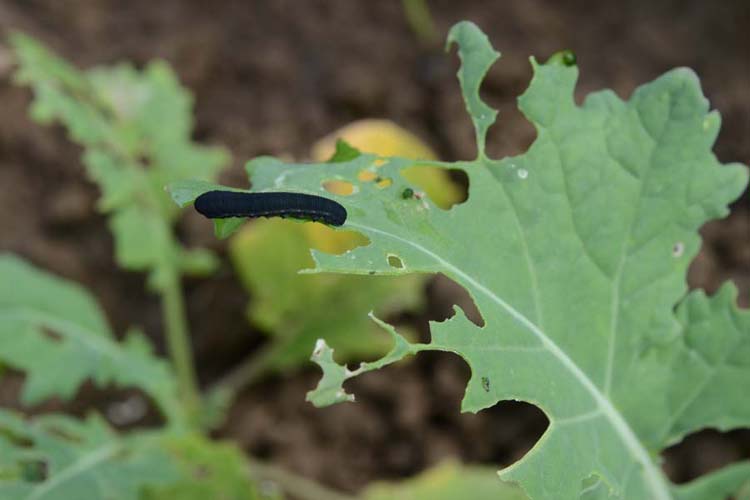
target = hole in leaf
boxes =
[20,460,48,483]
[417,352,549,467]
[345,362,362,373]
[192,465,211,479]
[358,169,378,182]
[672,241,685,258]
[0,428,33,448]
[481,376,490,392]
[41,327,62,342]
[483,400,550,466]
[78,385,166,431]
[322,180,355,196]
[401,167,468,209]
[302,222,369,255]
[447,169,469,202]
[106,395,149,427]
[376,177,393,189]
[662,428,750,485]
[45,425,84,444]
[387,254,404,269]
[427,273,485,327]
[478,66,536,160]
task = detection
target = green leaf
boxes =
[229,218,424,377]
[0,410,178,500]
[445,22,499,159]
[306,315,416,407]
[0,254,183,425]
[327,139,362,163]
[169,20,750,500]
[362,460,528,500]
[167,180,226,208]
[11,33,229,289]
[142,434,264,500]
[663,284,750,441]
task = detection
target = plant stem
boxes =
[161,272,201,421]
[402,0,438,46]
[246,458,356,500]
[207,341,276,403]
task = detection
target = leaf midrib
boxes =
[346,220,673,500]
[27,443,119,500]
[1,308,121,361]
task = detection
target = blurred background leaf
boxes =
[142,434,271,500]
[10,33,229,290]
[0,254,183,425]
[0,410,178,500]
[10,29,232,421]
[362,460,527,500]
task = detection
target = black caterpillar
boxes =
[194,190,347,226]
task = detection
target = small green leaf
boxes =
[327,139,362,163]
[214,217,247,240]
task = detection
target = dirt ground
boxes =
[0,0,748,495]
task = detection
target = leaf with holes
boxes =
[168,21,750,500]
[310,119,466,209]
[228,218,424,377]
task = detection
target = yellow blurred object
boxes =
[301,222,368,255]
[310,119,464,209]
[321,180,355,196]
[311,119,439,161]
[358,170,379,182]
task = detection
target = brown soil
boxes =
[0,0,748,496]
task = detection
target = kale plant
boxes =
[171,21,750,500]
[0,35,262,499]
